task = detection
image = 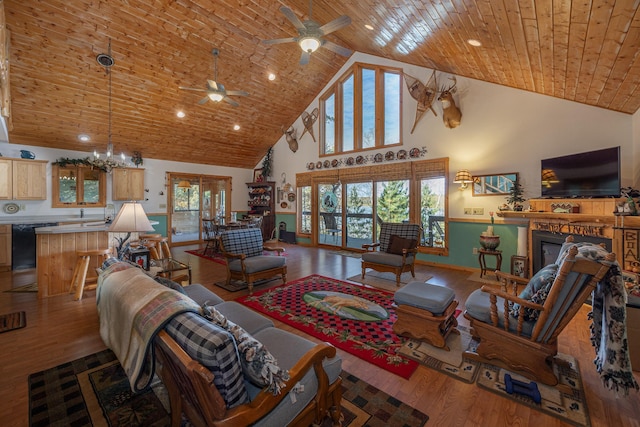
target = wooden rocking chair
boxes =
[463,236,615,386]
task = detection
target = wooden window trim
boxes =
[52,165,106,208]
[319,62,404,157]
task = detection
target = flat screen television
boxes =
[541,146,621,198]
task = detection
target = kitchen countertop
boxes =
[35,220,159,234]
[0,215,106,225]
[35,221,110,234]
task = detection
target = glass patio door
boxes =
[171,177,200,244]
[345,182,373,249]
[318,183,342,246]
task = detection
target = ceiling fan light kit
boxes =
[262,1,352,65]
[179,48,249,107]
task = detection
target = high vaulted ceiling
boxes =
[3,1,640,168]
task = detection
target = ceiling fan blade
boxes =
[280,6,306,31]
[226,90,249,97]
[300,51,311,65]
[319,15,351,35]
[323,40,352,57]
[179,86,207,92]
[262,37,297,45]
[223,96,240,107]
[198,96,210,105]
[207,80,219,90]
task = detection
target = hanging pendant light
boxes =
[94,39,126,166]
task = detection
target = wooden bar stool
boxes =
[69,248,112,301]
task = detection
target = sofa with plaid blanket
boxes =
[98,260,342,426]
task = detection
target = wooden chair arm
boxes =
[221,252,246,261]
[479,285,545,310]
[217,343,338,427]
[263,245,285,255]
[362,242,380,252]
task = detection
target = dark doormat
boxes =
[0,311,26,333]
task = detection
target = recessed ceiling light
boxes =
[78,134,90,142]
[467,39,482,47]
[364,24,374,31]
[176,111,186,118]
[268,73,276,81]
[233,124,241,131]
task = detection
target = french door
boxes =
[168,173,230,246]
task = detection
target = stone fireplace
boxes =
[531,230,612,273]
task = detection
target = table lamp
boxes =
[109,202,155,259]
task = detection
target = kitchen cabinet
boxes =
[112,167,145,200]
[0,158,47,200]
[247,181,275,241]
[0,224,10,271]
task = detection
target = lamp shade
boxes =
[299,37,321,53]
[177,180,192,189]
[454,170,473,183]
[109,202,155,233]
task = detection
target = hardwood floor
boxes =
[1,243,639,426]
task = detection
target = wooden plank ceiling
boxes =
[4,0,640,168]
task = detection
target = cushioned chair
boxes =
[464,236,615,386]
[361,223,421,286]
[219,228,287,294]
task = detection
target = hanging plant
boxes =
[261,146,274,179]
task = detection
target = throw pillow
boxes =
[202,305,290,395]
[154,276,187,295]
[387,234,417,255]
[510,264,558,321]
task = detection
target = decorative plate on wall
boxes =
[3,203,19,214]
[280,201,288,209]
[288,193,295,202]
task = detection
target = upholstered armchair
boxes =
[361,223,422,286]
[219,228,287,294]
[464,236,615,386]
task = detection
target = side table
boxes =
[478,249,502,278]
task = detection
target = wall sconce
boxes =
[454,170,473,190]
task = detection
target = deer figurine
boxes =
[438,77,462,129]
[282,125,298,152]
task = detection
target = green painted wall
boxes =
[417,221,519,272]
[147,214,168,237]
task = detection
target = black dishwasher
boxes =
[12,223,58,270]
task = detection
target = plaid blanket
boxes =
[97,264,200,391]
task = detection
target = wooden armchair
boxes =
[154,330,342,427]
[219,228,287,294]
[464,236,615,385]
[361,222,421,286]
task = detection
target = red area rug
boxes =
[185,249,226,265]
[236,274,418,378]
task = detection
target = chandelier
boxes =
[94,39,126,167]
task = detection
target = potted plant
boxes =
[506,177,525,211]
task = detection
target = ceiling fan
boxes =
[263,0,352,65]
[179,48,248,107]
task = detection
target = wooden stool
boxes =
[69,248,112,301]
[140,235,171,259]
[393,282,459,351]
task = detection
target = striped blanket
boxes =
[97,263,200,391]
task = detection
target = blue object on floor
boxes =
[504,373,541,404]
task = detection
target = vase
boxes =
[480,235,500,250]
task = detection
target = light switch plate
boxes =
[464,208,472,215]
[473,207,484,215]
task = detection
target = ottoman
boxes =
[393,281,459,350]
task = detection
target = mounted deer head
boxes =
[437,77,462,129]
[282,125,298,152]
